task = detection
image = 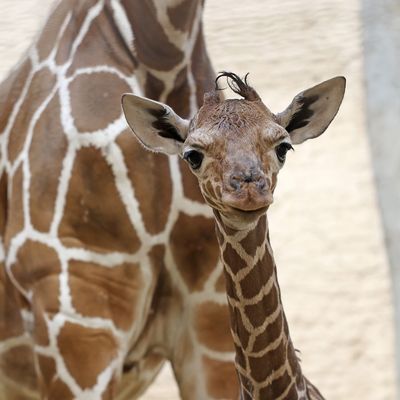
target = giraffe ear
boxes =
[121,94,189,154]
[276,77,346,144]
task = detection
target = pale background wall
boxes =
[0,0,396,399]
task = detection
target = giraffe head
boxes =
[122,72,345,228]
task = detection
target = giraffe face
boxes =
[122,72,345,227]
[181,98,291,224]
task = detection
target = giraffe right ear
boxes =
[121,94,189,154]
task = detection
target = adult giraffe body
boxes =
[0,1,239,399]
[122,72,345,399]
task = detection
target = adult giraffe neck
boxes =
[214,212,308,399]
[118,0,213,117]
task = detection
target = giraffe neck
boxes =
[215,212,308,400]
[118,0,213,116]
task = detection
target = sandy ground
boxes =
[0,0,396,399]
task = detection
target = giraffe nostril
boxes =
[230,176,241,190]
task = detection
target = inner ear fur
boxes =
[277,76,346,144]
[121,94,189,155]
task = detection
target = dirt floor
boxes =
[0,0,396,399]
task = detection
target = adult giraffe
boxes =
[0,1,239,399]
[122,72,345,399]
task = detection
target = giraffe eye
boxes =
[183,149,204,170]
[275,142,293,163]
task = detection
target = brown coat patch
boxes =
[166,66,190,118]
[144,72,165,101]
[170,212,219,291]
[4,165,24,247]
[57,322,118,389]
[0,58,32,133]
[202,356,240,399]
[240,217,266,257]
[29,94,68,232]
[116,130,172,235]
[239,250,274,299]
[248,338,286,383]
[59,147,141,253]
[7,67,56,163]
[66,11,134,76]
[0,345,37,391]
[123,0,184,70]
[36,1,71,61]
[194,301,233,352]
[251,313,283,353]
[54,0,97,65]
[0,266,24,341]
[191,28,216,107]
[37,355,57,392]
[167,0,198,34]
[68,260,142,331]
[69,72,130,132]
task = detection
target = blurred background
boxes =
[0,0,398,399]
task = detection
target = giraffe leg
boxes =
[169,294,240,400]
[116,352,166,400]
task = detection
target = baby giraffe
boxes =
[122,72,345,400]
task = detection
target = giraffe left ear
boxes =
[121,94,189,154]
[277,77,346,144]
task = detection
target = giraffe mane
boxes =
[215,71,261,101]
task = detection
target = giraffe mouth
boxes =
[229,205,269,215]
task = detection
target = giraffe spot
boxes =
[0,266,25,341]
[37,355,56,390]
[7,67,56,164]
[202,356,239,399]
[179,157,205,203]
[167,0,198,34]
[194,301,233,352]
[248,338,286,383]
[68,260,143,331]
[0,172,7,234]
[59,147,141,253]
[191,29,216,107]
[166,66,190,118]
[222,242,246,276]
[170,212,219,292]
[239,250,274,299]
[124,1,184,70]
[69,72,130,132]
[231,306,251,349]
[32,273,62,347]
[258,370,295,400]
[240,216,266,257]
[10,240,61,294]
[36,0,71,61]
[67,11,134,76]
[116,130,172,235]
[0,345,37,391]
[55,0,97,65]
[47,378,74,399]
[57,322,118,389]
[0,58,31,134]
[29,93,68,233]
[144,71,165,100]
[251,314,283,354]
[4,165,24,247]
[244,284,279,329]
